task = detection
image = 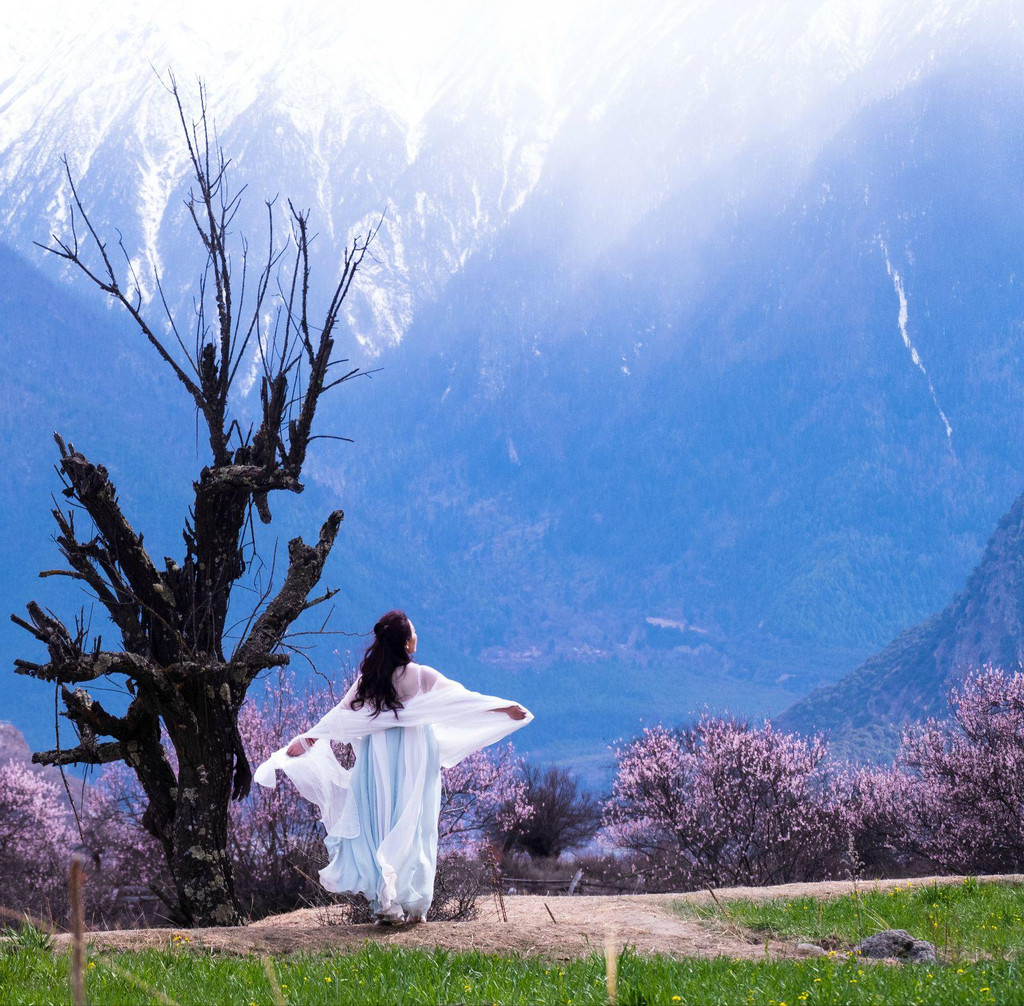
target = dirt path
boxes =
[58,874,1024,960]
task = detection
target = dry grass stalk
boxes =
[69,857,85,1006]
[604,926,618,1004]
[703,882,750,942]
[95,954,181,1006]
[262,955,286,1006]
[486,849,508,923]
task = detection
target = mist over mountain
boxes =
[3,1,1024,781]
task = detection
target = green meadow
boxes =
[3,881,1023,1004]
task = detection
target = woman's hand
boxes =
[492,704,527,720]
[286,737,316,757]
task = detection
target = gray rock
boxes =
[795,943,827,957]
[856,929,937,963]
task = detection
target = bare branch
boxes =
[62,685,132,739]
[38,158,207,410]
[52,436,176,628]
[195,464,301,496]
[301,587,340,613]
[280,209,382,477]
[33,741,123,767]
[231,510,344,678]
[13,647,153,685]
[49,505,147,653]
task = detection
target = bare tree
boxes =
[499,764,602,860]
[11,79,380,926]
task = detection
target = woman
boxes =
[254,610,532,924]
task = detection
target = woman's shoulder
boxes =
[406,661,438,675]
[405,662,450,693]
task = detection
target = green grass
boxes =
[676,878,1024,960]
[0,943,1020,1005]
[2,883,1022,1005]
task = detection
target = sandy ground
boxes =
[53,874,1024,960]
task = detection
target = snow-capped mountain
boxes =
[1,0,1010,350]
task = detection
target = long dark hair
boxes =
[351,610,413,717]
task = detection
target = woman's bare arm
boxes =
[286,736,316,757]
[492,704,527,720]
[287,679,360,756]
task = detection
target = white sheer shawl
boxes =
[253,663,533,841]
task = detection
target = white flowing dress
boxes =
[254,662,532,921]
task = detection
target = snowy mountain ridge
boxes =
[1,0,1011,350]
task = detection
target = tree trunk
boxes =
[165,699,243,926]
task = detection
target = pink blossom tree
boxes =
[0,762,75,919]
[900,667,1024,872]
[603,717,846,888]
[831,763,916,874]
[439,745,531,853]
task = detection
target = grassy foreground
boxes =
[0,941,1021,1005]
[677,878,1024,961]
[3,881,1023,1004]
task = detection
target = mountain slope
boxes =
[778,487,1024,757]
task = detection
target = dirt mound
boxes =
[55,874,1024,960]
[57,894,766,960]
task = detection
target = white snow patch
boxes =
[880,238,953,444]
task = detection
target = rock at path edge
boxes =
[856,929,937,963]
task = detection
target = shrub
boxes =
[0,761,75,921]
[900,668,1024,873]
[603,717,846,888]
[497,763,602,859]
